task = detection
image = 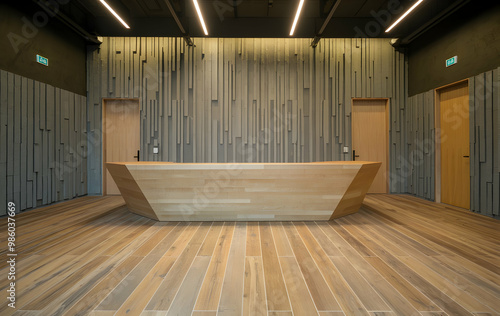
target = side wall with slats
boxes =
[0,70,87,216]
[405,90,435,201]
[469,67,500,218]
[404,67,499,218]
[87,37,408,195]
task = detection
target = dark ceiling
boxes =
[17,0,477,44]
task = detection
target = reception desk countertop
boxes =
[106,161,381,221]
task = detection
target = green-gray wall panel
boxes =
[405,90,435,201]
[0,70,87,216]
[87,37,408,195]
[469,67,500,218]
[0,71,7,214]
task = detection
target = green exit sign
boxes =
[36,54,48,66]
[446,56,457,67]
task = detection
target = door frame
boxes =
[351,98,390,193]
[102,98,140,195]
[434,79,469,205]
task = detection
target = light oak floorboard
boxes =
[96,222,189,311]
[282,222,342,312]
[64,255,143,316]
[398,256,495,313]
[166,256,211,316]
[279,256,320,316]
[270,222,294,257]
[194,222,236,311]
[3,195,498,316]
[242,256,267,316]
[341,219,473,315]
[259,222,291,311]
[197,222,224,256]
[144,223,211,311]
[191,312,217,316]
[245,222,260,256]
[115,256,177,316]
[311,222,430,314]
[217,222,246,315]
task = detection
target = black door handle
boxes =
[133,150,140,161]
[463,155,469,158]
[353,150,360,161]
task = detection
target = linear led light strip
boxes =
[290,0,305,36]
[193,0,208,35]
[99,0,130,29]
[385,0,424,32]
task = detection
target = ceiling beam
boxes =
[33,0,101,44]
[311,0,342,47]
[397,0,471,46]
[162,0,194,46]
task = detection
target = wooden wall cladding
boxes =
[406,90,435,201]
[469,67,500,218]
[0,70,87,216]
[86,37,408,195]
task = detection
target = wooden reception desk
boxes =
[106,161,381,221]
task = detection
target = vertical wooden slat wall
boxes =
[0,69,87,216]
[405,90,435,201]
[86,37,408,195]
[469,67,500,217]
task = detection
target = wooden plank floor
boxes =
[1,194,499,315]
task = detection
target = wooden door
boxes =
[103,99,140,195]
[352,99,389,193]
[438,81,470,209]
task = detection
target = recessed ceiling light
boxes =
[290,0,305,36]
[193,0,208,36]
[99,0,130,29]
[385,0,424,33]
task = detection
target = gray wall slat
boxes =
[13,74,21,206]
[6,72,14,187]
[484,71,493,183]
[468,68,499,217]
[474,125,481,212]
[0,71,7,215]
[46,86,54,131]
[68,94,76,198]
[476,74,486,163]
[27,80,34,187]
[54,88,61,199]
[404,90,434,200]
[469,77,477,213]
[20,77,27,210]
[493,67,500,216]
[0,69,87,214]
[39,82,46,131]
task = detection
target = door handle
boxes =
[133,150,140,161]
[463,155,469,158]
[353,150,360,161]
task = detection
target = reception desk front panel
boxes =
[106,161,381,221]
